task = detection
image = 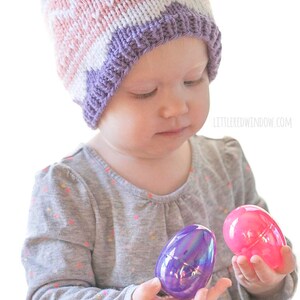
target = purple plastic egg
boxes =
[155,224,217,300]
[223,205,286,269]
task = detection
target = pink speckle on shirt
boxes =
[42,185,49,193]
[75,262,84,269]
[245,164,251,172]
[64,155,74,160]
[42,166,50,172]
[68,219,75,225]
[53,213,60,219]
[23,247,30,257]
[65,187,71,194]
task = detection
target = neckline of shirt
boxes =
[82,136,200,203]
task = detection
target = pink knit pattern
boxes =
[45,0,148,90]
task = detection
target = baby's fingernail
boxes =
[250,255,261,264]
[282,246,291,254]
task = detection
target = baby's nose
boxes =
[159,92,189,119]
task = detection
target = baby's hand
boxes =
[132,277,232,300]
[232,245,296,296]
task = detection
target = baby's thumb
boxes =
[147,277,161,291]
[277,245,296,274]
[132,278,161,300]
[144,277,161,296]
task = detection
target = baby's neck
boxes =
[88,134,192,195]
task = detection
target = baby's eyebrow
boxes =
[123,80,157,88]
[121,76,158,88]
[187,61,209,73]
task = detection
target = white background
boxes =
[0,0,299,298]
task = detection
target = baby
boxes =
[22,1,297,299]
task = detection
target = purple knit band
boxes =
[83,2,221,129]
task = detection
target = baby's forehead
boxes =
[126,37,209,75]
[144,36,208,58]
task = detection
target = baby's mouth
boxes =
[157,126,189,135]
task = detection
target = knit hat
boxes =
[42,0,221,129]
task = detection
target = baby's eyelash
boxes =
[184,78,203,86]
[132,89,157,99]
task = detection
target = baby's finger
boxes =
[277,246,296,274]
[231,256,243,280]
[250,255,275,283]
[235,256,259,282]
[206,278,232,299]
[193,288,208,299]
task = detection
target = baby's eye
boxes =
[132,89,157,99]
[184,78,203,86]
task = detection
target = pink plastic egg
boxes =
[223,205,286,269]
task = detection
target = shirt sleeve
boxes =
[223,137,267,210]
[21,163,137,300]
[224,137,298,299]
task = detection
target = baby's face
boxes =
[98,37,210,159]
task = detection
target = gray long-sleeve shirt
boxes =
[22,136,297,299]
